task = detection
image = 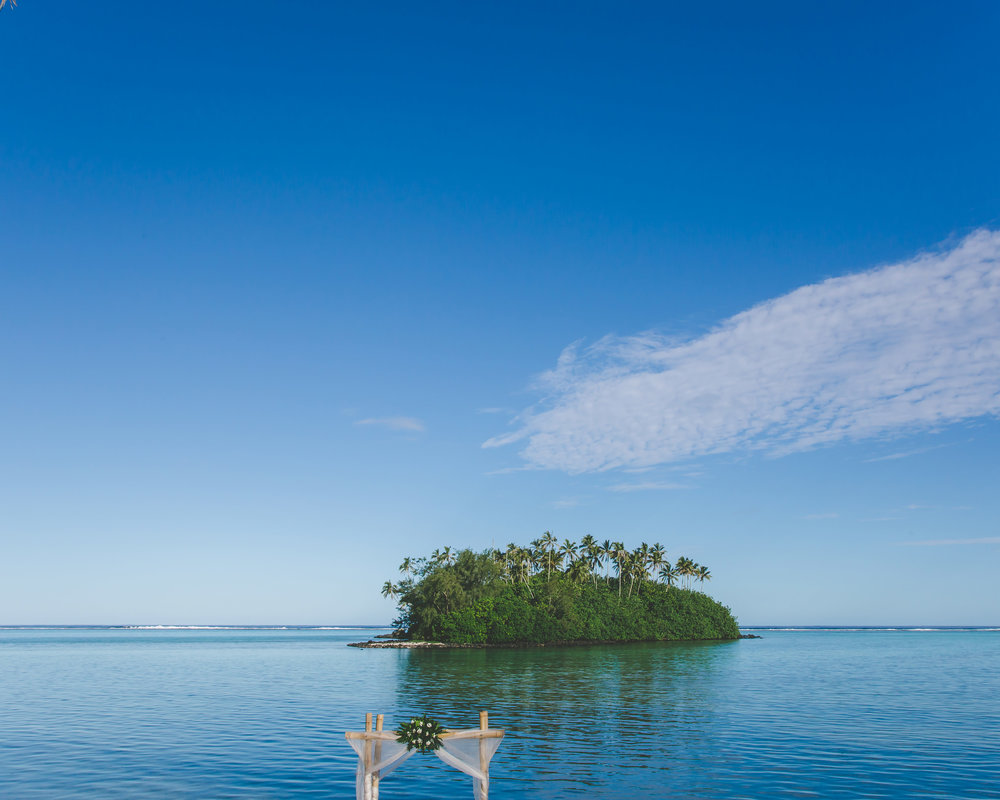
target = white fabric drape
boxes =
[436,729,504,800]
[349,729,504,800]
[348,734,415,800]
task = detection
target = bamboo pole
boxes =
[372,714,384,800]
[346,731,396,740]
[479,711,488,799]
[364,713,373,800]
[346,729,503,741]
[444,729,504,739]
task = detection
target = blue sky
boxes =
[2,2,998,625]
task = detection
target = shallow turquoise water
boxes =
[1,628,998,798]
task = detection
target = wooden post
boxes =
[364,714,373,800]
[479,711,488,799]
[372,714,384,800]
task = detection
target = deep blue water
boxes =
[2,627,998,798]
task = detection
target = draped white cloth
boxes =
[436,729,505,800]
[347,734,415,800]
[348,729,504,800]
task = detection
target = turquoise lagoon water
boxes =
[2,627,998,798]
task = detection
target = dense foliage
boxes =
[382,534,739,644]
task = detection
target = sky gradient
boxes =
[2,2,998,625]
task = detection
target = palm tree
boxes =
[659,562,678,588]
[620,552,633,598]
[515,546,534,597]
[503,543,516,580]
[696,565,712,586]
[649,544,666,577]
[630,544,651,598]
[612,541,627,598]
[580,534,602,586]
[676,557,699,590]
[567,558,591,584]
[503,545,524,589]
[381,581,398,600]
[601,540,613,583]
[399,557,414,578]
[440,546,455,566]
[529,537,543,574]
[506,546,518,583]
[559,539,578,571]
[528,539,545,578]
[540,531,559,579]
[491,548,510,583]
[673,557,688,589]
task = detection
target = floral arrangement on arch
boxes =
[395,714,446,753]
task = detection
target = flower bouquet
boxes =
[395,715,446,753]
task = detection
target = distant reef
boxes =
[372,538,740,646]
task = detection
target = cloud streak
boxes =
[863,442,956,462]
[551,498,580,509]
[485,230,1000,472]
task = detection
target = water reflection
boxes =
[395,641,738,795]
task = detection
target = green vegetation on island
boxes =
[381,533,739,644]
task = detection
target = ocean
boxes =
[1,627,998,798]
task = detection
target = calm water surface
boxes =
[1,627,998,798]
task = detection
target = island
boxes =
[353,534,739,647]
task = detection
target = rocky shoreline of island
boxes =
[350,632,760,649]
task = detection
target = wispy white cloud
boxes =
[355,416,426,433]
[607,481,690,492]
[485,465,535,476]
[863,443,954,462]
[551,498,580,509]
[900,537,1000,546]
[477,407,510,415]
[485,230,1000,473]
[803,512,839,520]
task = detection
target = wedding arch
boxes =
[346,711,504,800]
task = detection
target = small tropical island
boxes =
[354,533,739,647]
